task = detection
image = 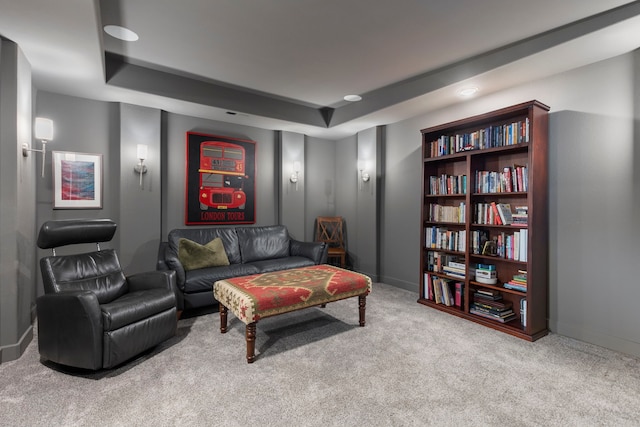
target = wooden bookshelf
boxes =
[419,100,549,341]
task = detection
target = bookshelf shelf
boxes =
[470,254,527,264]
[419,100,549,341]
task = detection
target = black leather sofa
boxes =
[157,225,328,312]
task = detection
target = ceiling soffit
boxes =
[103,1,640,129]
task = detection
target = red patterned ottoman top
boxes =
[213,265,372,324]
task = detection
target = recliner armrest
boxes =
[36,291,103,370]
[128,270,180,311]
[128,270,175,292]
[290,240,328,264]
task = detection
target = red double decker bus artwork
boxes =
[198,141,247,210]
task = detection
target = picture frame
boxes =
[185,132,256,225]
[52,151,103,209]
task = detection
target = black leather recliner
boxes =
[36,219,177,370]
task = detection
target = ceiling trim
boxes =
[103,0,640,130]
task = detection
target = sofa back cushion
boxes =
[168,227,241,265]
[236,225,290,263]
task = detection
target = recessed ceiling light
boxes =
[104,25,139,42]
[344,94,362,102]
[457,87,479,97]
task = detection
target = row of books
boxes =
[424,227,466,252]
[478,230,528,261]
[427,202,465,223]
[426,118,530,157]
[500,230,528,261]
[474,202,517,226]
[424,273,527,327]
[470,230,488,255]
[424,273,464,307]
[428,174,467,195]
[425,251,462,274]
[475,165,528,194]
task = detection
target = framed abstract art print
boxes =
[52,151,103,209]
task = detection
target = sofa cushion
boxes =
[236,225,290,263]
[183,263,260,294]
[178,237,230,271]
[168,227,241,265]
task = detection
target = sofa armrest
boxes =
[157,241,170,271]
[290,240,328,264]
[163,246,186,291]
[36,291,103,370]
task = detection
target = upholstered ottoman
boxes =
[213,264,372,363]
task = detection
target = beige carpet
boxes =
[1,282,639,426]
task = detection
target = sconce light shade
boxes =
[23,117,54,177]
[35,118,53,141]
[357,159,370,189]
[137,144,148,160]
[290,161,301,184]
[134,144,148,188]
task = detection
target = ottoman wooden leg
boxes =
[359,294,366,327]
[246,322,257,364]
[219,303,228,333]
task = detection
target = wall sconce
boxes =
[23,117,54,178]
[357,160,370,190]
[134,144,148,188]
[289,161,301,184]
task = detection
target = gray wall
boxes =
[279,131,305,240]
[34,93,120,273]
[335,135,358,268]
[0,39,35,363]
[381,50,640,357]
[305,136,336,241]
[355,127,382,280]
[119,104,162,273]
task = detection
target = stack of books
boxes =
[442,261,474,279]
[511,206,528,227]
[475,263,497,284]
[470,290,516,323]
[426,251,461,273]
[504,270,527,292]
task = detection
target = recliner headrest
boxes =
[37,219,117,249]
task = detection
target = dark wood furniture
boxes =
[214,265,371,363]
[315,216,347,268]
[419,100,549,341]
